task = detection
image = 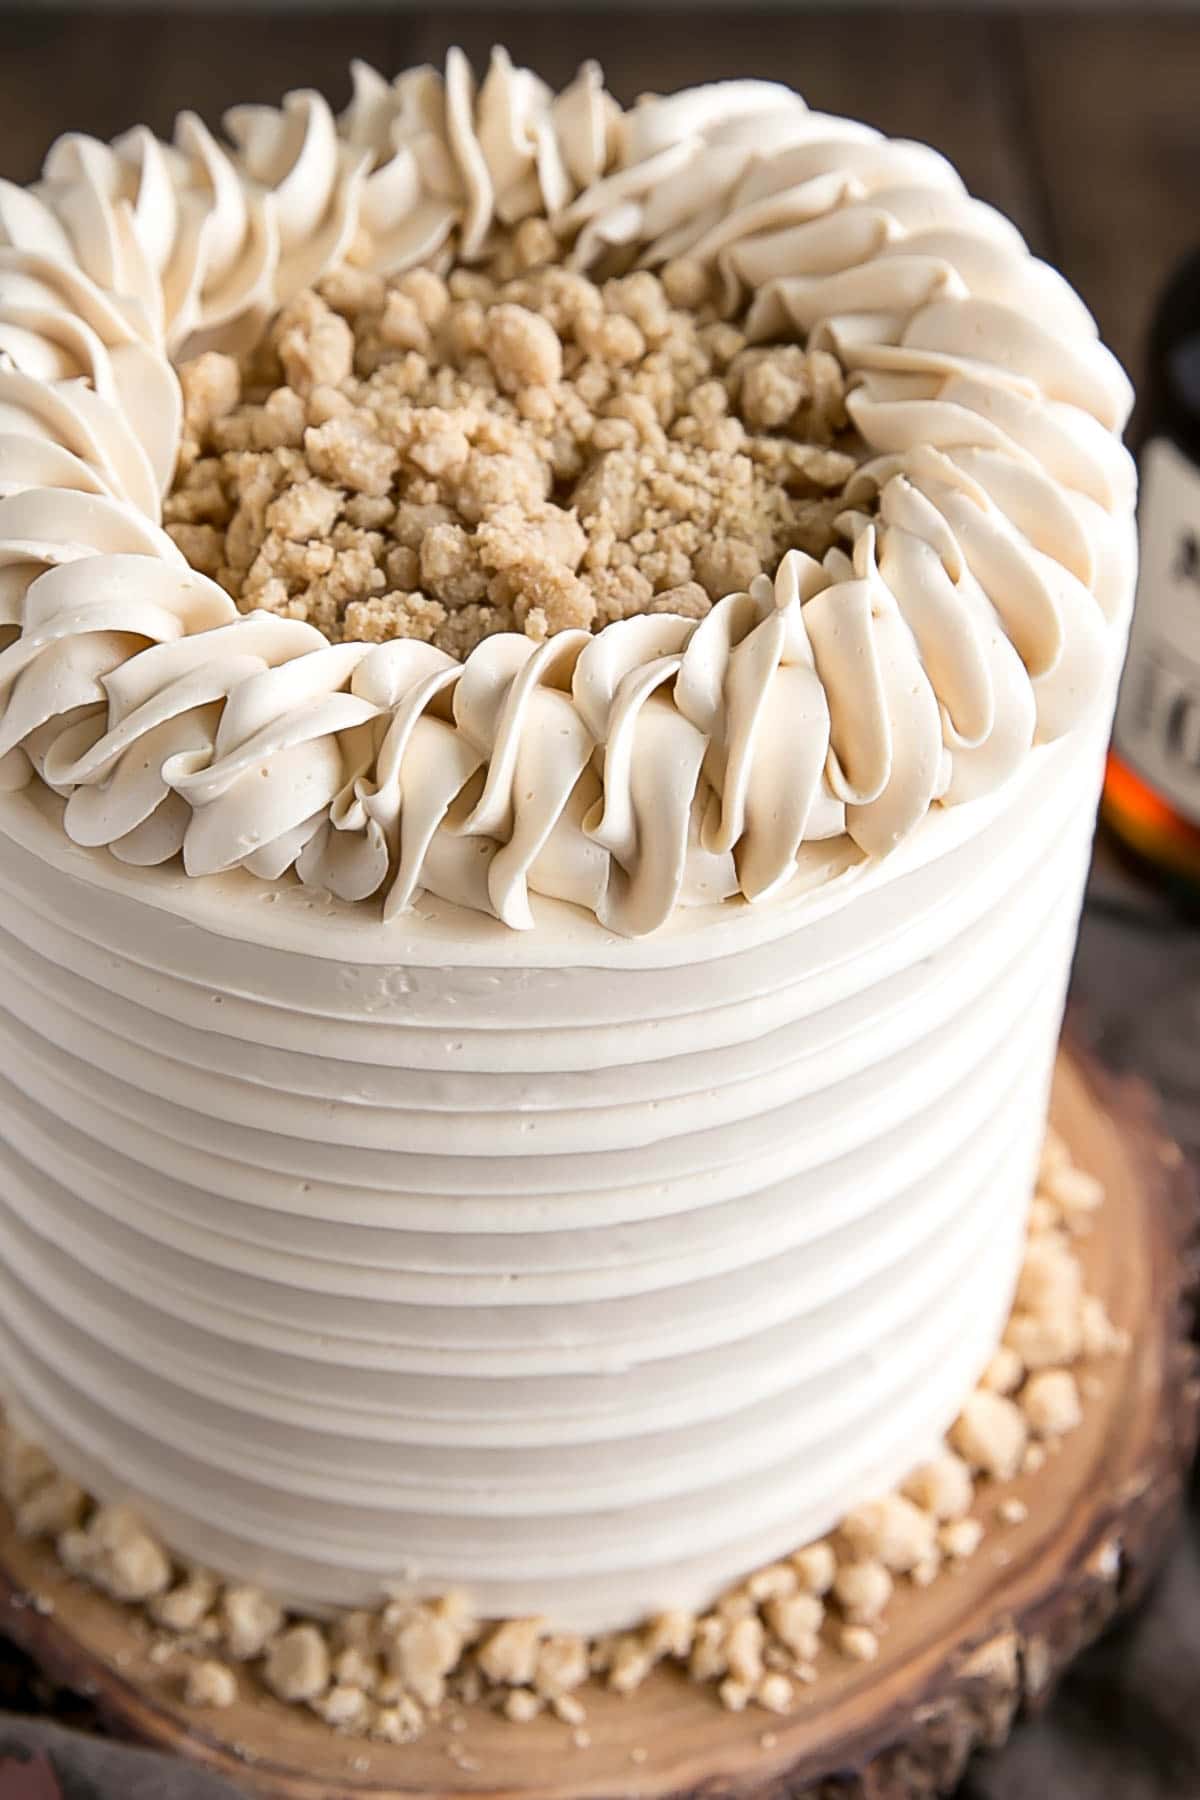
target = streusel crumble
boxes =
[164,231,855,659]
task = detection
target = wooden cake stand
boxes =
[2,1043,1198,1800]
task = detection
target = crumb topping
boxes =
[164,240,854,660]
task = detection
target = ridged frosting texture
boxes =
[0,712,1106,1630]
[0,51,1136,935]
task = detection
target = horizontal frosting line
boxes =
[0,1069,1041,1466]
[0,825,1085,1162]
[0,1144,1018,1398]
[0,836,1085,1194]
[0,896,1075,1346]
[0,1126,1028,1449]
[0,768,1085,1116]
[0,1056,1016,1337]
[0,1020,1051,1388]
[1,1014,1052,1303]
[0,1189,1012,1522]
[0,896,1079,1224]
[0,851,958,1068]
[0,747,1083,1038]
[0,1219,1019,1612]
[8,1286,1007,1635]
[0,764,1055,970]
[0,982,1047,1268]
[0,1303,969,1518]
[0,1208,1004,1524]
[0,1050,1048,1441]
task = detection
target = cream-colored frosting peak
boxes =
[0,52,1135,935]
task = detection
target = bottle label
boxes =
[1114,435,1200,823]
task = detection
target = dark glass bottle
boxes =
[1104,247,1200,886]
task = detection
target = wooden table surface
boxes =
[0,7,1197,386]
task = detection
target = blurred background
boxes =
[1,4,1200,1797]
[0,1,1196,386]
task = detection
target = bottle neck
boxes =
[1160,337,1200,465]
[1140,246,1200,463]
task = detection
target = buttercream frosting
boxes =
[0,708,1108,1630]
[0,51,1135,1637]
[0,51,1135,936]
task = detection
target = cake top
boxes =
[0,50,1136,936]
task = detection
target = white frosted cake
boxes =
[0,48,1135,1717]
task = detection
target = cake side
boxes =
[0,714,1107,1634]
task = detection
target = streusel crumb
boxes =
[185,1659,238,1709]
[165,253,853,659]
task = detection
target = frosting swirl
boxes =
[0,51,1136,935]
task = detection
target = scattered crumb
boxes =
[313,1683,370,1729]
[951,1391,1028,1481]
[372,1696,423,1744]
[504,1688,542,1723]
[1046,1165,1104,1219]
[152,1569,218,1634]
[840,1495,936,1573]
[382,1599,468,1708]
[764,1592,823,1659]
[839,1625,879,1663]
[718,1676,750,1712]
[755,1672,794,1714]
[607,1634,655,1694]
[222,1586,284,1661]
[185,1660,238,1709]
[57,1504,170,1602]
[833,1560,892,1625]
[939,1518,985,1561]
[791,1542,836,1596]
[980,1345,1025,1396]
[476,1616,545,1687]
[1021,1369,1083,1438]
[263,1624,330,1703]
[553,1692,587,1727]
[535,1632,590,1696]
[903,1453,974,1522]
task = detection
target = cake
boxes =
[0,49,1136,1731]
